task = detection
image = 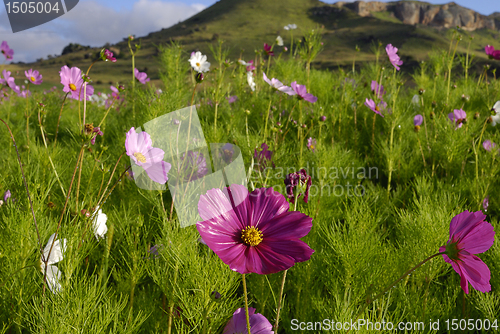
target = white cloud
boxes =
[0,0,206,63]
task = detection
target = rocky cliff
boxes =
[332,1,497,31]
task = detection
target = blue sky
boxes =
[1,0,499,62]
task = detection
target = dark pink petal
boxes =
[458,221,495,254]
[198,187,237,222]
[458,254,491,293]
[450,261,469,294]
[303,92,317,103]
[251,242,301,274]
[247,187,289,229]
[259,211,312,239]
[450,211,485,241]
[261,239,314,263]
[249,313,274,333]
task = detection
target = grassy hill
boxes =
[7,0,500,90]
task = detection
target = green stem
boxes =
[274,270,287,332]
[263,99,272,141]
[53,92,69,148]
[25,82,30,148]
[38,115,66,197]
[446,38,459,105]
[242,274,252,334]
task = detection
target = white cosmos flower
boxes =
[238,59,251,66]
[276,36,284,46]
[41,233,66,294]
[284,24,297,30]
[491,101,500,126]
[91,208,108,239]
[247,71,256,92]
[189,51,210,73]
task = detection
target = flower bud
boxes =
[461,94,470,102]
[419,88,425,95]
[195,72,204,83]
[474,112,480,119]
[301,124,307,129]
[244,109,251,115]
[487,116,493,123]
[414,125,421,132]
[210,290,222,301]
[430,111,435,119]
[320,115,326,122]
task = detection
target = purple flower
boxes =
[1,41,13,60]
[125,127,171,184]
[196,184,314,275]
[3,190,11,202]
[307,137,317,152]
[263,43,274,56]
[439,210,495,294]
[180,151,208,182]
[485,45,500,60]
[90,127,103,145]
[386,44,403,71]
[483,196,489,211]
[320,115,326,122]
[371,80,385,99]
[101,49,117,62]
[59,66,94,100]
[2,70,20,94]
[220,143,235,164]
[226,95,238,104]
[25,69,42,85]
[414,114,423,127]
[254,143,274,171]
[290,81,317,103]
[263,72,294,95]
[364,98,386,117]
[284,169,312,204]
[134,68,150,85]
[222,307,274,334]
[483,140,497,152]
[448,109,467,129]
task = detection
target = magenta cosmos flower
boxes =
[485,45,500,60]
[2,70,20,94]
[254,143,274,171]
[1,41,13,60]
[365,98,386,117]
[125,127,171,184]
[179,150,208,182]
[223,307,274,334]
[263,43,274,57]
[448,109,467,129]
[60,65,94,100]
[284,169,312,204]
[196,184,314,275]
[134,68,150,84]
[25,69,43,85]
[263,72,294,95]
[439,210,495,294]
[290,81,317,103]
[386,44,403,71]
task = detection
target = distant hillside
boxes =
[8,0,500,89]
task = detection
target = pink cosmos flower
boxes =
[1,41,13,60]
[59,65,94,100]
[371,80,385,99]
[439,210,495,294]
[101,49,117,62]
[246,60,256,72]
[448,109,467,129]
[2,70,20,93]
[307,137,317,152]
[263,43,274,56]
[263,72,294,95]
[284,169,312,204]
[134,68,150,84]
[414,114,423,126]
[386,44,403,71]
[222,307,274,334]
[485,45,500,60]
[290,81,317,103]
[25,69,43,85]
[226,95,238,104]
[125,127,171,184]
[196,184,314,275]
[90,127,103,145]
[483,140,496,152]
[365,98,386,117]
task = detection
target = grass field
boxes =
[0,26,499,333]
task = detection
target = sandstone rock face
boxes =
[334,1,498,31]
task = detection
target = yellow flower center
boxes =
[375,106,380,112]
[31,76,36,82]
[134,152,147,163]
[196,62,201,67]
[241,226,263,246]
[69,83,77,91]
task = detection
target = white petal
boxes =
[93,209,108,239]
[42,234,66,265]
[45,265,62,294]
